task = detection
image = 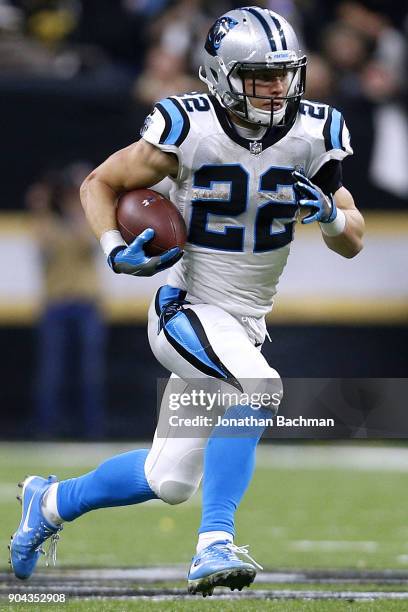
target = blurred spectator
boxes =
[304,53,335,105]
[322,22,372,98]
[123,0,174,20]
[133,44,203,107]
[310,0,408,208]
[27,163,107,439]
[149,0,211,74]
[0,0,406,211]
[0,0,59,76]
[337,0,407,82]
[22,0,80,49]
[362,61,408,200]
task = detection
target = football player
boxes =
[10,7,364,596]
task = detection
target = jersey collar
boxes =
[208,95,294,152]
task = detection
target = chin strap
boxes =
[246,100,287,127]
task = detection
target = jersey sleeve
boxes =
[140,97,191,181]
[306,106,353,178]
[311,159,343,195]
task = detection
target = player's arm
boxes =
[80,139,178,239]
[293,170,364,259]
[80,139,181,275]
[320,186,364,258]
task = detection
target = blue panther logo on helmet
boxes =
[205,16,239,57]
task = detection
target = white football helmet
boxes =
[199,6,307,128]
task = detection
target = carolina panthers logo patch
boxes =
[205,16,239,57]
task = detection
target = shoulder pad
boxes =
[141,97,190,148]
[299,100,351,153]
[297,100,353,177]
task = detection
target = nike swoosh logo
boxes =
[22,494,36,533]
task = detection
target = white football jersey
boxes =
[142,93,352,318]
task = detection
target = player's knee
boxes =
[265,369,283,415]
[145,441,203,505]
[243,368,283,416]
[156,479,198,505]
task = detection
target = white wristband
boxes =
[100,230,126,257]
[319,208,346,237]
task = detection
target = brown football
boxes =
[116,189,187,256]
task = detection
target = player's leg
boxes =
[9,290,208,580]
[9,447,157,580]
[148,285,281,595]
[188,403,271,595]
[144,374,207,505]
[48,373,208,523]
[10,312,205,581]
[183,319,279,595]
[10,285,275,583]
[11,307,158,580]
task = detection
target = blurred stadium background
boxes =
[0,0,406,439]
[0,0,408,607]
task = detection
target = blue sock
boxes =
[57,449,157,521]
[199,405,269,537]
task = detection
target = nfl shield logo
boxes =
[249,141,262,155]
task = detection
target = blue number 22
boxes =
[188,164,297,252]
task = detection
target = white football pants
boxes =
[144,285,281,504]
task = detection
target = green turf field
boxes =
[1,442,408,610]
[2,602,408,612]
[1,443,407,570]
